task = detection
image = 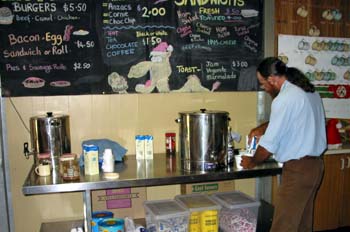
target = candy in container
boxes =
[211,191,261,232]
[175,193,221,232]
[143,199,189,232]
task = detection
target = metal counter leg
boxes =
[256,176,276,232]
[83,190,92,232]
[255,176,273,203]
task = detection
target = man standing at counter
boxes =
[241,57,327,232]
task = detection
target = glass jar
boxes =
[59,154,80,180]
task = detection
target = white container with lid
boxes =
[175,193,221,232]
[211,191,261,232]
[144,199,189,232]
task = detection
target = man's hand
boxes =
[241,156,257,169]
[248,121,269,143]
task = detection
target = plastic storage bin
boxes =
[211,191,261,232]
[144,199,189,232]
[175,193,221,232]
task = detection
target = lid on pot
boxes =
[179,108,229,115]
[30,112,69,120]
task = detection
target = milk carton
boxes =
[83,144,99,175]
[144,135,154,160]
[135,135,145,160]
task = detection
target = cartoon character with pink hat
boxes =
[128,42,173,93]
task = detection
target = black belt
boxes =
[300,155,320,160]
[285,156,321,165]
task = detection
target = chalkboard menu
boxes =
[0,0,263,96]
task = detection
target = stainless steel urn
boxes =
[29,112,71,168]
[176,109,229,172]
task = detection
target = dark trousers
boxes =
[270,157,324,232]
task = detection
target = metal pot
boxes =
[28,112,71,168]
[176,109,229,172]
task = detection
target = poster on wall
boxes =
[0,0,264,97]
[278,34,350,119]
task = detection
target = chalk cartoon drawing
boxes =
[128,42,173,93]
[108,41,220,93]
[108,72,128,94]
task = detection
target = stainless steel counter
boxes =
[22,154,282,232]
[23,154,282,195]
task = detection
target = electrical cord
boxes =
[8,97,30,134]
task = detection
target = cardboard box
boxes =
[92,187,147,219]
[181,180,235,195]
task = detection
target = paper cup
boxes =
[234,155,243,169]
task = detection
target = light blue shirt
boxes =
[259,80,327,163]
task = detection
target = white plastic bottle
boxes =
[102,148,115,173]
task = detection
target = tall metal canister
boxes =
[176,109,229,172]
[29,112,71,169]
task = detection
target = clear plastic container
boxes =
[175,193,221,232]
[211,191,261,232]
[144,199,189,232]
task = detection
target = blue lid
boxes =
[135,135,145,140]
[92,211,113,219]
[83,144,98,151]
[98,218,124,227]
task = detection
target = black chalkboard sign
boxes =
[0,0,263,96]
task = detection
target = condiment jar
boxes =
[60,154,80,180]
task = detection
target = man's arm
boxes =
[249,121,269,142]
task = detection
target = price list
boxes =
[0,0,103,96]
[63,2,87,13]
[0,0,264,96]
